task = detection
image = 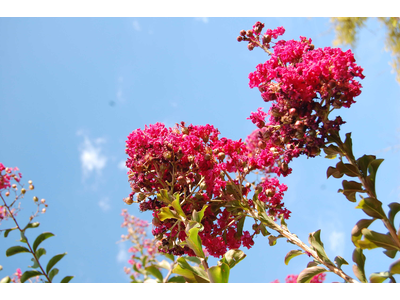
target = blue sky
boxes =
[1,17,399,283]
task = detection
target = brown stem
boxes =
[1,194,52,283]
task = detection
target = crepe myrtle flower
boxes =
[125,122,290,257]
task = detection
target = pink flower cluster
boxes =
[0,163,21,191]
[120,209,158,279]
[240,23,364,163]
[125,122,290,257]
[272,273,326,283]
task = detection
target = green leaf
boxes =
[334,256,349,269]
[20,270,43,283]
[259,223,271,237]
[20,231,28,243]
[158,260,171,270]
[339,180,365,202]
[185,227,205,258]
[221,249,246,269]
[389,258,400,275]
[366,158,384,198]
[35,248,47,260]
[383,249,397,259]
[336,161,359,177]
[356,155,376,177]
[307,261,319,268]
[145,265,163,282]
[167,276,186,283]
[171,194,185,218]
[297,266,327,283]
[343,132,355,161]
[23,222,40,231]
[235,217,245,240]
[284,250,304,265]
[0,276,11,283]
[268,235,279,246]
[361,229,400,251]
[323,144,343,159]
[355,197,386,219]
[46,252,67,274]
[163,253,174,262]
[48,268,59,281]
[327,166,343,179]
[184,256,202,265]
[29,257,41,269]
[388,202,400,227]
[352,248,367,283]
[308,230,331,263]
[259,211,276,228]
[173,257,209,283]
[369,271,391,283]
[351,218,375,247]
[158,207,178,221]
[33,232,55,252]
[6,245,30,257]
[60,276,74,283]
[208,262,230,283]
[157,189,171,204]
[280,214,288,230]
[4,227,18,238]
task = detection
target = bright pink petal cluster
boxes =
[125,122,290,257]
[241,23,364,164]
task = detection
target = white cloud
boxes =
[117,243,129,263]
[195,17,209,24]
[98,197,111,212]
[118,160,128,171]
[329,230,345,255]
[132,20,141,31]
[77,131,107,179]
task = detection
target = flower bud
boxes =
[28,180,32,185]
[237,36,243,42]
[12,184,16,189]
[29,185,34,190]
[266,189,275,197]
[41,199,45,204]
[124,197,134,205]
[289,108,297,116]
[217,152,225,161]
[42,208,46,213]
[138,193,146,201]
[281,162,288,172]
[247,43,255,51]
[240,30,246,36]
[21,188,26,194]
[309,44,315,50]
[246,30,253,37]
[204,153,211,161]
[33,196,38,202]
[5,191,10,197]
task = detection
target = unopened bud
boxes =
[138,193,146,201]
[309,44,314,50]
[262,35,271,44]
[12,184,17,189]
[240,30,246,36]
[247,43,255,51]
[217,152,225,161]
[237,36,243,42]
[33,196,38,202]
[289,108,297,116]
[124,197,134,205]
[204,153,211,161]
[5,191,10,197]
[29,185,34,190]
[42,208,46,213]
[21,188,26,194]
[40,199,46,204]
[246,30,253,37]
[28,180,32,185]
[281,162,288,172]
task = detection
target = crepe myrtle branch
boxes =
[245,206,359,283]
[0,194,52,283]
